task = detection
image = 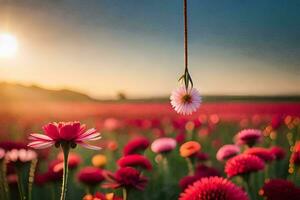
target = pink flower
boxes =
[28,121,101,150]
[244,147,275,162]
[151,137,177,154]
[179,177,249,200]
[225,154,265,178]
[216,144,240,161]
[117,154,152,171]
[123,137,150,155]
[235,129,262,147]
[77,167,105,186]
[5,149,37,163]
[269,146,285,160]
[170,87,201,115]
[0,148,5,160]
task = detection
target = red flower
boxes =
[0,141,27,150]
[290,141,300,165]
[260,179,300,200]
[179,176,249,200]
[179,175,200,190]
[123,137,150,155]
[225,154,265,178]
[195,164,221,178]
[244,147,274,162]
[117,154,152,171]
[28,121,101,150]
[57,152,82,169]
[77,167,104,185]
[235,129,262,147]
[269,146,286,160]
[102,167,147,190]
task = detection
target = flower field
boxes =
[0,101,300,200]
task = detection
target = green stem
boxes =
[60,144,70,200]
[186,158,194,176]
[16,165,26,200]
[122,188,128,200]
[28,159,37,200]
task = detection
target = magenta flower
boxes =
[151,137,177,154]
[244,147,275,162]
[77,167,105,186]
[117,154,152,171]
[123,137,150,156]
[235,129,262,147]
[170,86,201,115]
[225,154,265,178]
[179,176,249,200]
[216,144,240,161]
[269,146,286,160]
[28,121,101,150]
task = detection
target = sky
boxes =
[0,0,299,98]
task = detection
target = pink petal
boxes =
[28,141,54,149]
[77,142,101,150]
[43,123,60,140]
[29,133,53,141]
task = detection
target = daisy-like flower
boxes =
[244,147,275,162]
[260,179,300,200]
[269,146,286,160]
[235,129,262,147]
[179,176,249,200]
[180,141,201,158]
[28,121,101,150]
[170,86,201,115]
[77,167,105,186]
[117,154,152,171]
[123,137,150,156]
[102,167,148,190]
[151,137,177,154]
[225,154,265,178]
[216,144,240,161]
[5,149,37,163]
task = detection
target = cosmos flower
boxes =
[28,121,101,150]
[57,152,82,169]
[260,179,300,200]
[179,176,249,200]
[77,167,105,186]
[216,144,240,161]
[123,137,150,155]
[225,154,265,178]
[269,146,285,160]
[117,154,152,171]
[235,129,262,147]
[151,137,177,154]
[290,141,300,165]
[244,147,275,162]
[102,167,147,190]
[5,149,37,163]
[92,154,107,168]
[180,141,201,158]
[170,86,201,115]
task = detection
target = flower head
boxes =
[216,144,240,161]
[290,141,300,165]
[260,179,300,200]
[244,147,274,162]
[77,167,105,186]
[102,167,147,190]
[92,154,107,168]
[5,149,37,163]
[269,146,286,160]
[151,137,177,154]
[83,192,123,200]
[170,86,201,115]
[117,154,152,171]
[225,154,265,178]
[235,129,262,147]
[123,137,150,156]
[28,121,101,150]
[180,141,201,158]
[179,176,249,200]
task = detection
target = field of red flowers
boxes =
[0,101,300,200]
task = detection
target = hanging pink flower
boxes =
[28,121,101,150]
[170,87,201,115]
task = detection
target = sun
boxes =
[0,33,18,58]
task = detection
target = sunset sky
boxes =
[0,0,299,98]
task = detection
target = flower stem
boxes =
[0,160,9,200]
[16,165,26,200]
[28,159,37,200]
[122,188,128,200]
[60,143,70,200]
[186,158,194,176]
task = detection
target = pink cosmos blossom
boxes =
[170,86,201,115]
[216,144,240,161]
[151,137,177,154]
[28,121,101,150]
[5,149,37,163]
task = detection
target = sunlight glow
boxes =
[0,33,18,58]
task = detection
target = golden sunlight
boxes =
[0,33,18,58]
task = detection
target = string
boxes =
[184,0,188,72]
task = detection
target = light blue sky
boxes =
[0,0,299,98]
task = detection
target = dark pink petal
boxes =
[77,142,101,150]
[59,122,81,140]
[43,123,60,140]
